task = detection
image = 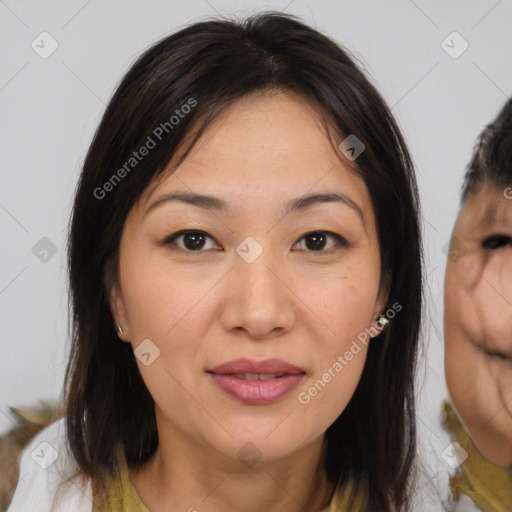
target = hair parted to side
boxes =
[461,97,512,202]
[59,11,423,512]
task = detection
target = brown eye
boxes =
[293,231,348,252]
[163,230,220,251]
[481,234,512,250]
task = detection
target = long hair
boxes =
[60,12,423,511]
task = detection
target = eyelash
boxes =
[481,234,512,250]
[161,229,348,253]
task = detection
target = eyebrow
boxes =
[144,190,365,227]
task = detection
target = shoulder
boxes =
[7,417,92,512]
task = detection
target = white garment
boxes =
[450,494,481,512]
[7,417,93,512]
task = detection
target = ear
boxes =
[371,280,390,338]
[109,284,130,342]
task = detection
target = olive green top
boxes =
[91,446,366,511]
[441,400,512,511]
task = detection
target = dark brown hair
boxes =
[59,11,423,511]
[461,97,512,202]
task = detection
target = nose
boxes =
[220,245,296,341]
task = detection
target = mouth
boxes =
[218,373,290,380]
[472,339,512,362]
[207,358,306,405]
[207,357,305,375]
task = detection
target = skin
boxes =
[110,91,388,512]
[445,183,512,469]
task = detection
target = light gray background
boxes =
[1,0,511,509]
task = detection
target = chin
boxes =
[205,425,317,463]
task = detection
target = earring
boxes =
[375,315,390,329]
[117,325,123,335]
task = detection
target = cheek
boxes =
[444,331,476,410]
[478,254,512,340]
[304,261,380,344]
[444,268,482,415]
[444,259,483,351]
[121,255,214,343]
[294,270,375,421]
[444,268,466,369]
[295,341,369,441]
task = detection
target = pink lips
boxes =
[207,358,306,405]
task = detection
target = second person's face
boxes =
[445,184,512,468]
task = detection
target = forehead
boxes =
[140,91,372,215]
[455,184,512,235]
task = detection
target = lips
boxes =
[228,373,286,380]
[207,358,306,405]
[208,358,305,375]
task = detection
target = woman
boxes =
[7,11,423,512]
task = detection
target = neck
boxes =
[128,423,333,512]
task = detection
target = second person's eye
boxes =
[481,234,512,250]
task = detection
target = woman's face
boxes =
[445,184,512,468]
[111,91,387,463]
